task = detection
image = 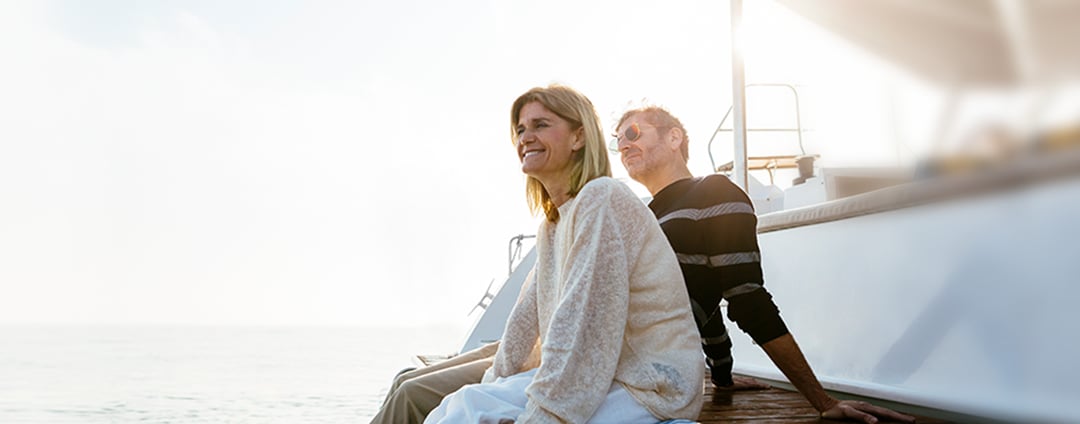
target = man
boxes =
[614,105,915,423]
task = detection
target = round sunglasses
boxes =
[608,122,641,153]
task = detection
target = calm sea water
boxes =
[0,325,464,423]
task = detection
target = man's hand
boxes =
[820,399,917,423]
[714,375,772,391]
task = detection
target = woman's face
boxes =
[514,101,583,184]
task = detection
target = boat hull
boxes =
[730,175,1080,422]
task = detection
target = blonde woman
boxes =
[425,85,703,423]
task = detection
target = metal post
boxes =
[994,0,1036,83]
[730,0,749,192]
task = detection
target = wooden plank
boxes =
[697,374,955,423]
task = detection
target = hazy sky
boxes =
[0,0,928,330]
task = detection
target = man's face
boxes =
[616,113,673,183]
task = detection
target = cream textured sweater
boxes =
[484,177,704,423]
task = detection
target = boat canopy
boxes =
[773,0,1080,85]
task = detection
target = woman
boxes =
[425,85,703,423]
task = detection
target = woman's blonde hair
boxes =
[510,84,611,222]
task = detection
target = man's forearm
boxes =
[760,333,838,413]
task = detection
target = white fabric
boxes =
[486,177,704,423]
[424,369,657,424]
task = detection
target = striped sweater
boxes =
[649,175,789,385]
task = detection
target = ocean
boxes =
[0,325,465,423]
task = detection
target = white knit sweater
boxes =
[484,177,704,423]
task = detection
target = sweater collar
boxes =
[648,176,698,211]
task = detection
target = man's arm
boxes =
[760,333,916,423]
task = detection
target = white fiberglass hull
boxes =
[730,175,1080,422]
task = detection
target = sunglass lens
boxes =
[626,123,641,142]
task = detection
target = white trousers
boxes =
[423,369,658,424]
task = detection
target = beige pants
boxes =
[369,342,497,424]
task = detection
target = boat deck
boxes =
[416,355,954,423]
[700,373,954,423]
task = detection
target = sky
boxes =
[0,0,941,330]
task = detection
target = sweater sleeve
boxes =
[518,180,636,423]
[690,177,789,345]
[710,188,789,345]
[486,266,542,383]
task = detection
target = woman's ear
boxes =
[572,127,586,151]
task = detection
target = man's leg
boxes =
[692,300,770,390]
[689,297,736,387]
[379,342,499,407]
[698,308,736,386]
[370,356,491,424]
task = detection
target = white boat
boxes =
[735,149,1080,423]
[455,1,1080,422]
[722,2,1080,422]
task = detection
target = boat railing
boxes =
[757,146,1080,233]
[467,234,535,316]
[467,278,497,316]
[507,234,535,276]
[707,83,809,182]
